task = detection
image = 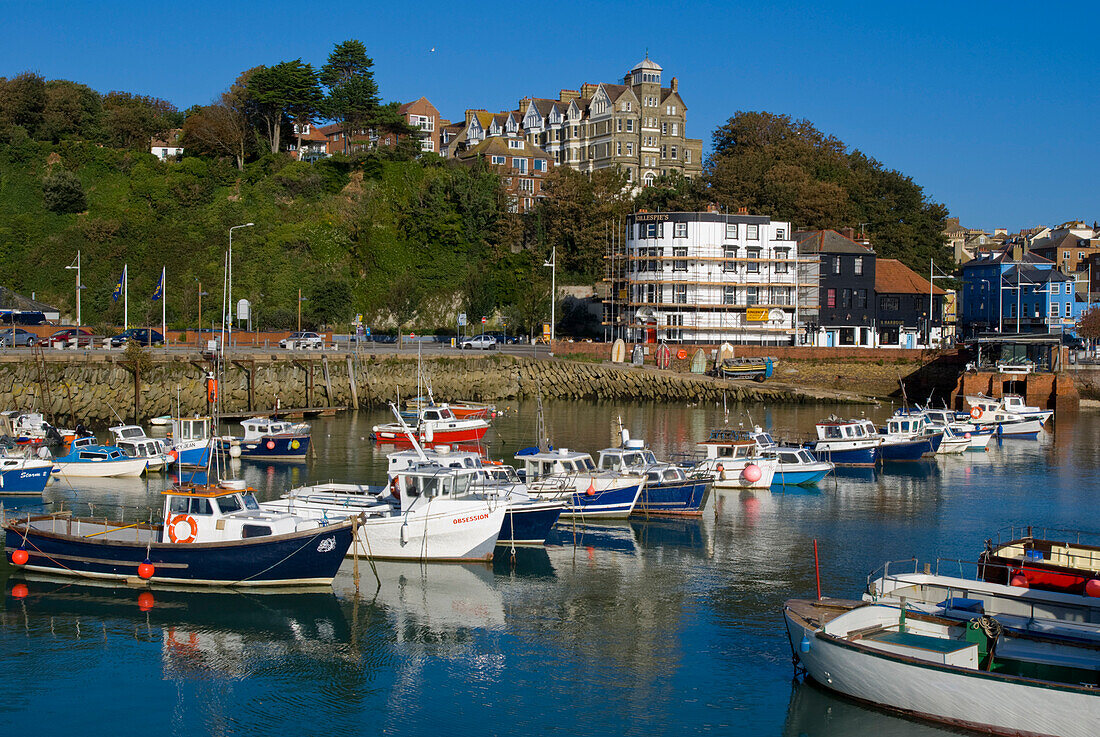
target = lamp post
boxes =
[928,258,948,347]
[543,246,556,344]
[65,251,82,326]
[195,279,209,333]
[227,222,254,352]
[298,289,308,332]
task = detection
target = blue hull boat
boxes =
[560,481,643,519]
[175,445,212,468]
[807,444,878,467]
[4,517,354,586]
[773,467,832,486]
[234,435,310,461]
[634,479,710,516]
[880,437,932,462]
[0,461,53,495]
[497,500,563,546]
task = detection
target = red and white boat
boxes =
[372,404,489,445]
[405,397,496,419]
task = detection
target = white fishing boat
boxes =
[785,598,1100,737]
[262,462,505,562]
[918,409,993,450]
[806,418,882,466]
[516,446,644,518]
[965,393,1053,426]
[51,437,147,478]
[684,428,779,489]
[967,404,1045,439]
[746,429,834,486]
[109,424,173,472]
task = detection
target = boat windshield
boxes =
[216,495,243,514]
[824,426,842,439]
[243,493,260,510]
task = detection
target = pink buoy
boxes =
[964,433,971,439]
[1085,579,1100,598]
[742,464,762,483]
[266,440,276,450]
[1010,574,1029,588]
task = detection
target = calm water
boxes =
[2,400,1097,736]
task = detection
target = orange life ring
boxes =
[716,463,726,481]
[970,407,982,420]
[206,377,218,403]
[168,514,198,544]
[676,349,688,360]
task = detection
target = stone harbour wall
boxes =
[0,353,862,426]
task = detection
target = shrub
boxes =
[42,169,86,213]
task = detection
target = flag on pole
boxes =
[152,267,164,301]
[112,266,127,302]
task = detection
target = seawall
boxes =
[0,351,867,425]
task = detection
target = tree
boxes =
[101,91,181,150]
[309,277,353,327]
[182,83,252,170]
[40,80,102,142]
[320,40,380,154]
[634,170,709,212]
[1077,307,1100,341]
[0,72,47,136]
[42,169,86,214]
[246,59,322,155]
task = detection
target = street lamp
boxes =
[65,251,82,326]
[929,258,948,347]
[543,246,556,344]
[228,222,254,352]
[298,289,308,332]
[195,278,209,333]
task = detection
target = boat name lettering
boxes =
[453,514,490,525]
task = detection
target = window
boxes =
[643,172,655,186]
[774,248,789,273]
[671,146,677,159]
[421,140,434,152]
[626,119,634,132]
[491,155,506,165]
[626,142,633,155]
[512,157,527,173]
[661,145,667,158]
[672,246,687,271]
[534,159,547,172]
[1051,302,1060,317]
[747,224,759,240]
[776,228,785,240]
[685,149,691,163]
[726,223,738,239]
[879,296,900,312]
[723,286,736,305]
[833,256,841,274]
[746,247,761,272]
[746,286,759,305]
[672,123,679,136]
[773,287,790,305]
[518,179,534,193]
[616,119,622,132]
[626,167,633,182]
[665,313,682,340]
[616,142,622,156]
[1052,283,1060,294]
[857,289,868,308]
[826,289,836,308]
[723,245,737,272]
[661,122,668,134]
[841,288,852,308]
[674,222,687,238]
[673,284,687,304]
[189,498,213,515]
[216,495,243,514]
[854,256,863,276]
[507,139,523,149]
[642,222,663,239]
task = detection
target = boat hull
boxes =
[808,443,879,467]
[174,442,212,468]
[880,438,931,462]
[371,424,488,444]
[773,463,833,486]
[52,457,147,478]
[233,435,310,461]
[3,520,353,586]
[633,479,710,516]
[497,500,563,546]
[0,461,53,494]
[531,479,642,519]
[785,603,1097,737]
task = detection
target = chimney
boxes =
[580,83,599,98]
[706,203,720,213]
[738,207,748,215]
[559,89,579,103]
[670,77,678,93]
[1012,243,1023,262]
[839,226,856,240]
[518,97,531,111]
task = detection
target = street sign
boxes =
[458,313,467,327]
[355,313,363,324]
[481,316,487,324]
[236,298,250,321]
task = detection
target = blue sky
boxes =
[3,0,1096,231]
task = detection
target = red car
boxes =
[46,328,97,348]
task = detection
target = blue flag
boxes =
[152,267,164,302]
[112,265,126,302]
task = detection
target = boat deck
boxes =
[17,515,159,544]
[785,597,862,628]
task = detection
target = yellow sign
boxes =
[746,308,769,322]
[542,323,551,339]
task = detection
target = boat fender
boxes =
[741,464,762,483]
[11,548,28,566]
[168,514,198,544]
[290,440,300,450]
[138,560,155,579]
[716,463,725,481]
[799,635,811,653]
[206,376,218,403]
[1085,579,1100,598]
[1009,574,1028,588]
[970,407,982,420]
[400,522,409,545]
[586,481,596,497]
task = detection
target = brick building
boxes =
[457,137,551,213]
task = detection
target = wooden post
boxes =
[321,356,334,408]
[133,363,141,423]
[346,355,359,409]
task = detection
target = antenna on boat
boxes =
[390,402,428,461]
[534,379,550,452]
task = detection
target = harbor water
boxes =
[2,399,1096,736]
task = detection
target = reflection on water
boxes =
[3,402,1098,735]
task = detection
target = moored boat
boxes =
[806,418,881,467]
[372,403,489,445]
[515,446,644,519]
[168,416,214,468]
[51,437,148,478]
[220,417,311,461]
[597,433,710,515]
[3,480,355,586]
[0,454,54,494]
[685,428,779,489]
[747,429,834,486]
[875,417,939,461]
[979,527,1100,597]
[109,424,173,472]
[785,597,1100,737]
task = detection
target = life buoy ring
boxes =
[206,377,218,403]
[676,349,688,360]
[168,514,198,544]
[390,475,401,499]
[970,407,982,420]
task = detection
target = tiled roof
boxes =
[457,136,551,162]
[0,286,58,312]
[875,258,945,295]
[1001,265,1074,285]
[795,230,875,255]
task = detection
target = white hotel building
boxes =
[610,211,815,344]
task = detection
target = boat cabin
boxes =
[597,439,659,471]
[240,418,309,441]
[816,419,876,441]
[118,437,168,461]
[420,406,458,423]
[776,447,821,466]
[698,438,762,462]
[885,416,929,438]
[173,417,211,442]
[516,448,597,481]
[162,481,309,543]
[390,462,480,502]
[110,425,149,441]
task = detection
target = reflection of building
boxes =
[796,229,875,347]
[612,209,807,344]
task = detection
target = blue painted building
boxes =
[959,248,1084,335]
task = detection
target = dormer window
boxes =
[508,139,523,149]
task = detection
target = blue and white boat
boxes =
[964,396,1046,439]
[876,417,940,461]
[515,447,644,519]
[222,417,311,461]
[4,479,355,586]
[807,418,882,467]
[52,437,147,478]
[748,429,834,486]
[169,417,213,468]
[596,433,710,516]
[109,424,173,472]
[0,454,54,494]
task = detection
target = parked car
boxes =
[371,334,398,344]
[46,328,97,348]
[0,328,38,347]
[483,331,521,345]
[109,328,164,347]
[279,331,325,349]
[459,334,498,350]
[1060,334,1086,350]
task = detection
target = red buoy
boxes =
[266,440,276,450]
[137,591,155,611]
[1010,574,1029,588]
[11,583,28,599]
[11,549,28,566]
[1085,579,1100,598]
[138,561,155,579]
[585,481,596,497]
